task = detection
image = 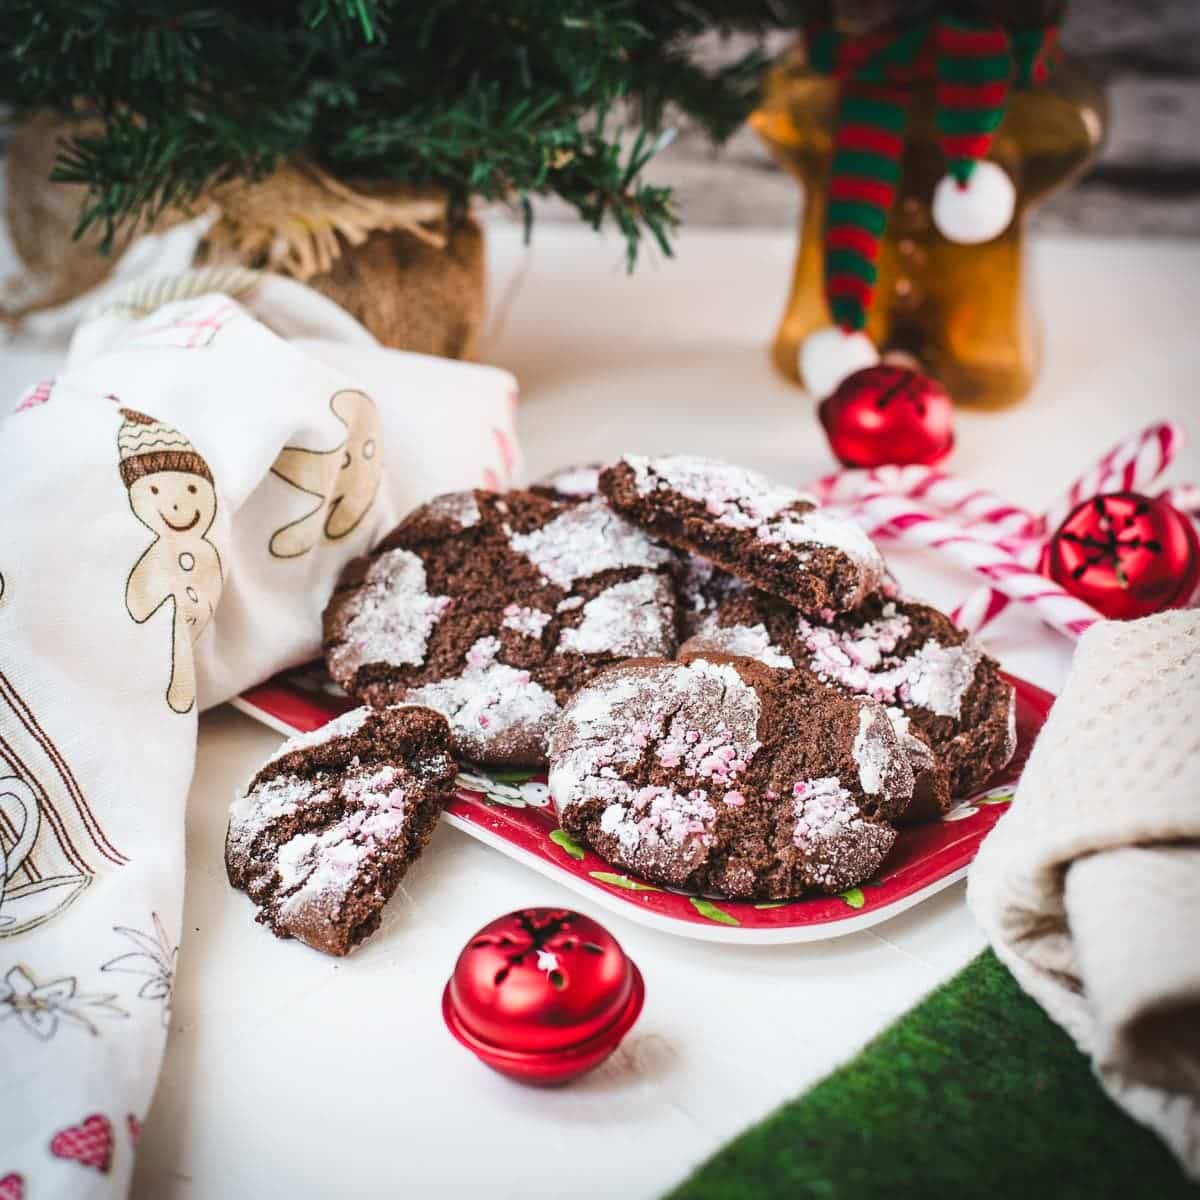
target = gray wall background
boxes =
[564,0,1200,237]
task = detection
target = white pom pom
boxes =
[932,161,1016,245]
[799,326,879,398]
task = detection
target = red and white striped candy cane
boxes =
[1159,482,1200,518]
[1042,422,1182,534]
[951,585,1011,634]
[848,490,1104,640]
[954,424,1188,634]
[815,465,1040,543]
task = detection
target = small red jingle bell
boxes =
[819,365,954,469]
[442,908,644,1085]
[1040,491,1200,621]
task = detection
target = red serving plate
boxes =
[233,665,1052,944]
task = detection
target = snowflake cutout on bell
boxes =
[798,17,1043,397]
[819,364,954,468]
[442,908,644,1085]
[1040,492,1200,621]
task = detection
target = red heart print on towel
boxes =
[50,1113,114,1173]
[0,1173,25,1200]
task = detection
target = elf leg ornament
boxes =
[757,15,1099,406]
[798,18,1036,398]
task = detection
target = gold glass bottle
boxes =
[751,4,1106,408]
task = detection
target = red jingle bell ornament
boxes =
[442,908,644,1085]
[1040,491,1200,621]
[819,365,955,469]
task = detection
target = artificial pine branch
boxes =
[0,0,808,265]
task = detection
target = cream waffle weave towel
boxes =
[969,609,1200,1177]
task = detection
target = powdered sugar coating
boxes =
[703,601,982,720]
[791,776,897,890]
[795,605,913,687]
[327,487,681,766]
[549,659,761,816]
[550,656,907,898]
[678,553,744,631]
[550,660,762,879]
[260,706,371,768]
[502,604,553,638]
[557,575,675,658]
[624,454,882,583]
[627,454,811,524]
[853,706,888,797]
[883,705,939,783]
[227,707,456,955]
[1003,694,1018,762]
[228,772,332,863]
[684,620,795,670]
[536,464,601,499]
[796,606,980,718]
[599,786,717,855]
[406,635,560,762]
[271,765,409,898]
[509,496,673,588]
[424,490,481,529]
[325,549,450,681]
[899,641,984,717]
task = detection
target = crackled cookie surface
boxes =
[548,655,912,899]
[323,489,679,764]
[226,705,457,956]
[600,454,884,614]
[532,462,742,637]
[682,590,1016,809]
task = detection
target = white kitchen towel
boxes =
[968,609,1200,1178]
[0,267,520,1196]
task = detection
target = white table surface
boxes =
[4,221,1199,1200]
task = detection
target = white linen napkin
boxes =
[969,609,1200,1177]
[0,268,519,1196]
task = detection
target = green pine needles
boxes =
[1,1,802,266]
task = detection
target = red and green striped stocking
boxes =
[935,18,1013,188]
[825,84,909,334]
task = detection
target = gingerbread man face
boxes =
[269,389,382,558]
[128,471,217,540]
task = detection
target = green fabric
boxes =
[825,249,877,284]
[937,52,1012,83]
[826,201,889,236]
[825,87,907,329]
[667,951,1198,1200]
[937,106,1007,136]
[839,95,909,132]
[829,149,901,182]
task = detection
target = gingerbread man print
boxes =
[269,389,382,558]
[118,409,223,714]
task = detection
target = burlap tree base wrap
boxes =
[3,118,485,360]
[199,217,485,361]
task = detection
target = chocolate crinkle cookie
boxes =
[532,462,743,638]
[323,488,679,765]
[226,705,458,957]
[681,590,1017,815]
[600,454,884,614]
[548,654,913,899]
